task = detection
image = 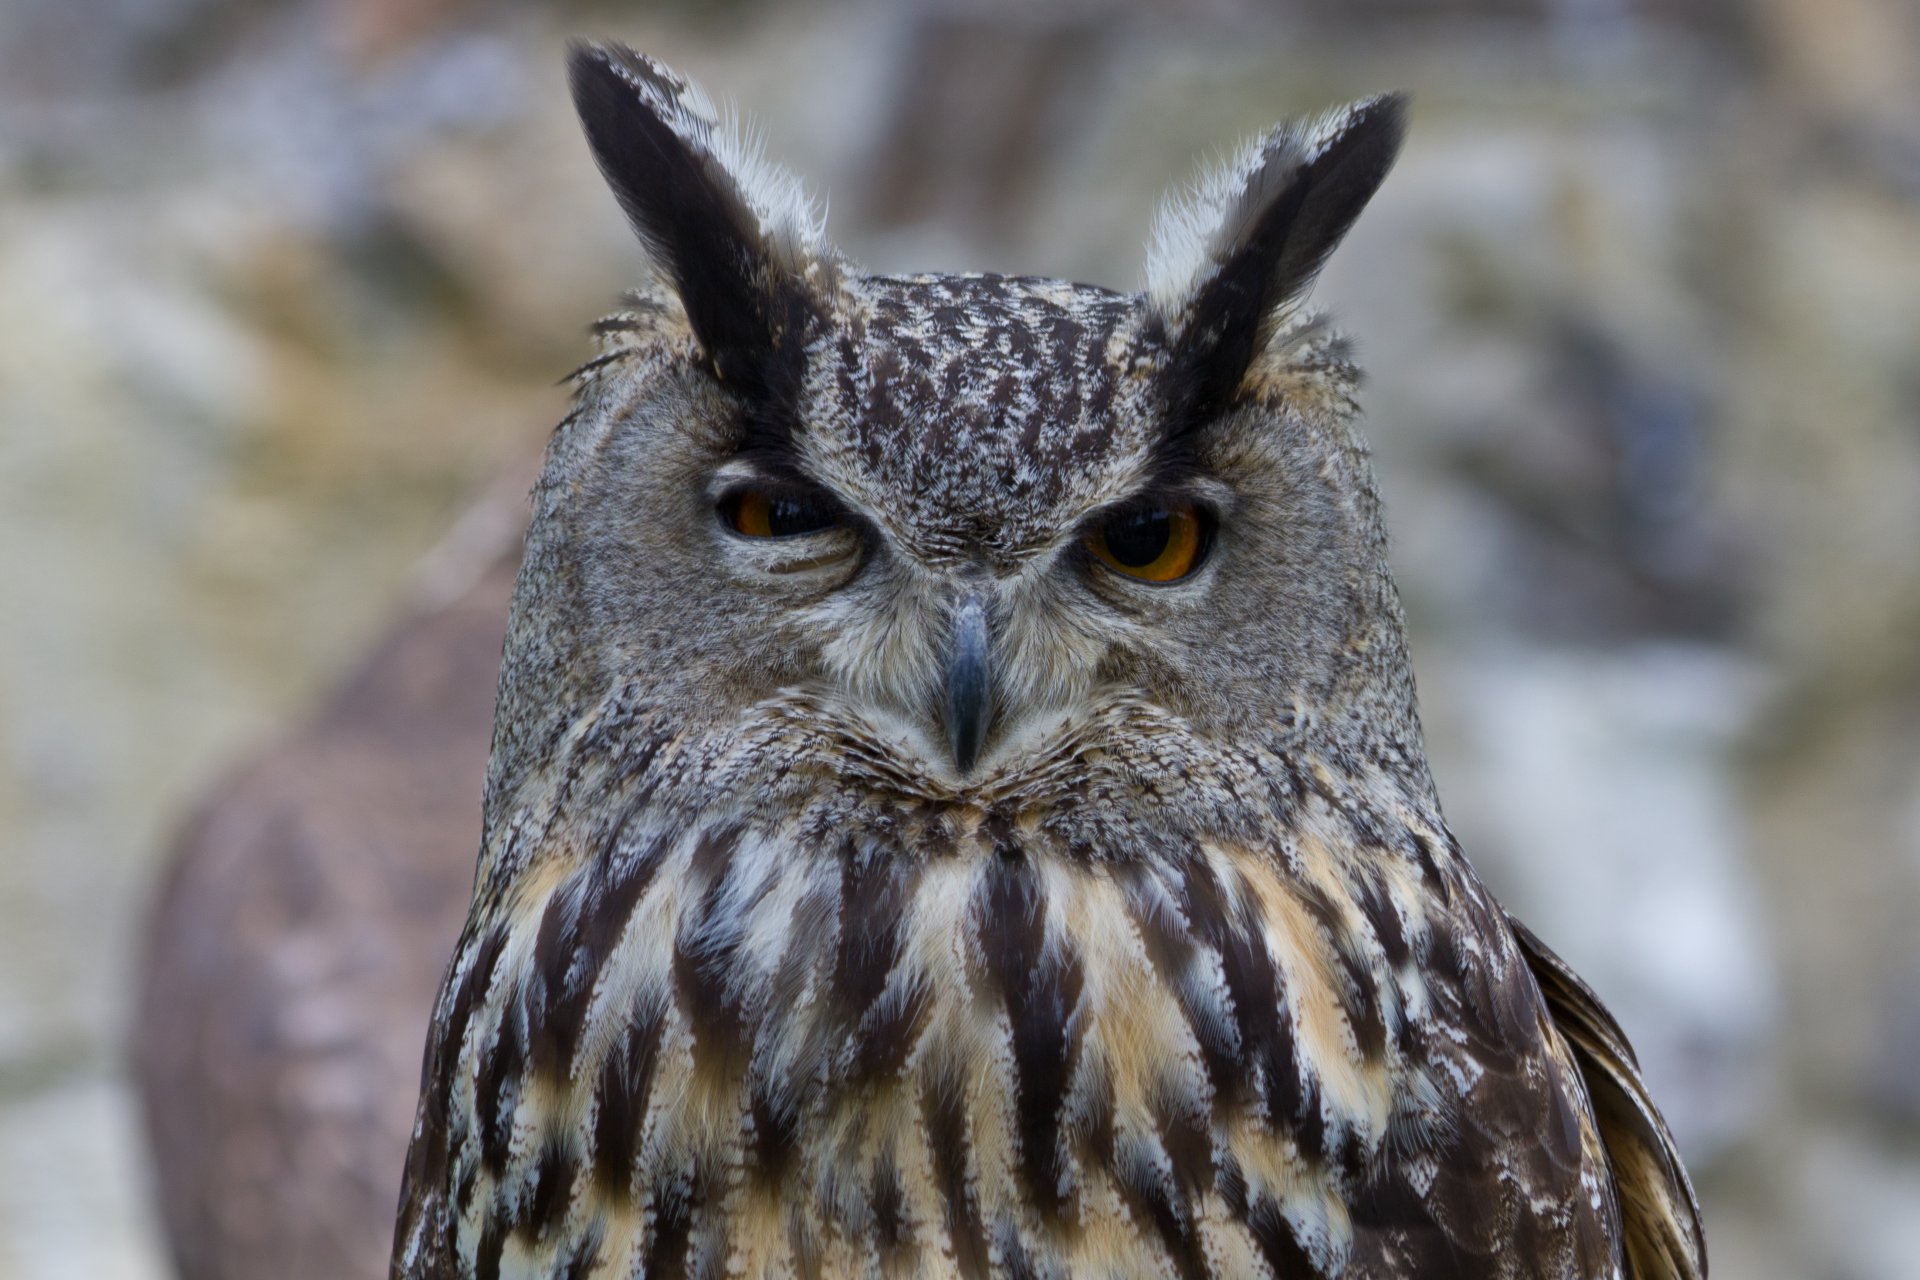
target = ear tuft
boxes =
[568,42,833,397]
[1149,94,1405,428]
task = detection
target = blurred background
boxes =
[2,0,1919,1275]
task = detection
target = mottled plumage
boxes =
[392,44,1705,1280]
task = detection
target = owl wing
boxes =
[1509,914,1708,1280]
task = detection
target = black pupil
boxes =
[764,494,835,536]
[1103,508,1172,567]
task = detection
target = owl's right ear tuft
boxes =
[1148,95,1405,432]
[569,42,831,401]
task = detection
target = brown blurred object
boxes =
[864,8,1109,251]
[132,522,521,1278]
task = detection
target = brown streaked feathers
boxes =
[390,42,1706,1280]
[1511,917,1708,1279]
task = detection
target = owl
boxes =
[392,43,1707,1280]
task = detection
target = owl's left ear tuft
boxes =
[1149,94,1406,429]
[569,42,834,403]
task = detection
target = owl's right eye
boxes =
[721,489,842,538]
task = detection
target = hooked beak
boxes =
[944,596,993,775]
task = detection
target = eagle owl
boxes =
[392,43,1707,1280]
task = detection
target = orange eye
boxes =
[1084,503,1210,582]
[723,489,841,538]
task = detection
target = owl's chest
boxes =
[452,817,1434,1277]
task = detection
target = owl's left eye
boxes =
[1083,502,1212,583]
[722,489,842,538]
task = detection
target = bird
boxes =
[135,527,520,1280]
[391,42,1708,1280]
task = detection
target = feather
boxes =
[1512,914,1710,1280]
[1147,94,1405,441]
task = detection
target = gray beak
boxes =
[944,596,993,774]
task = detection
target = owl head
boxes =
[487,44,1412,827]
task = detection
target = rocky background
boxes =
[2,0,1918,1275]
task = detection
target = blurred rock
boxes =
[1798,1126,1920,1280]
[0,1078,164,1279]
[1876,952,1920,1129]
[860,8,1112,256]
[1432,643,1777,1160]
